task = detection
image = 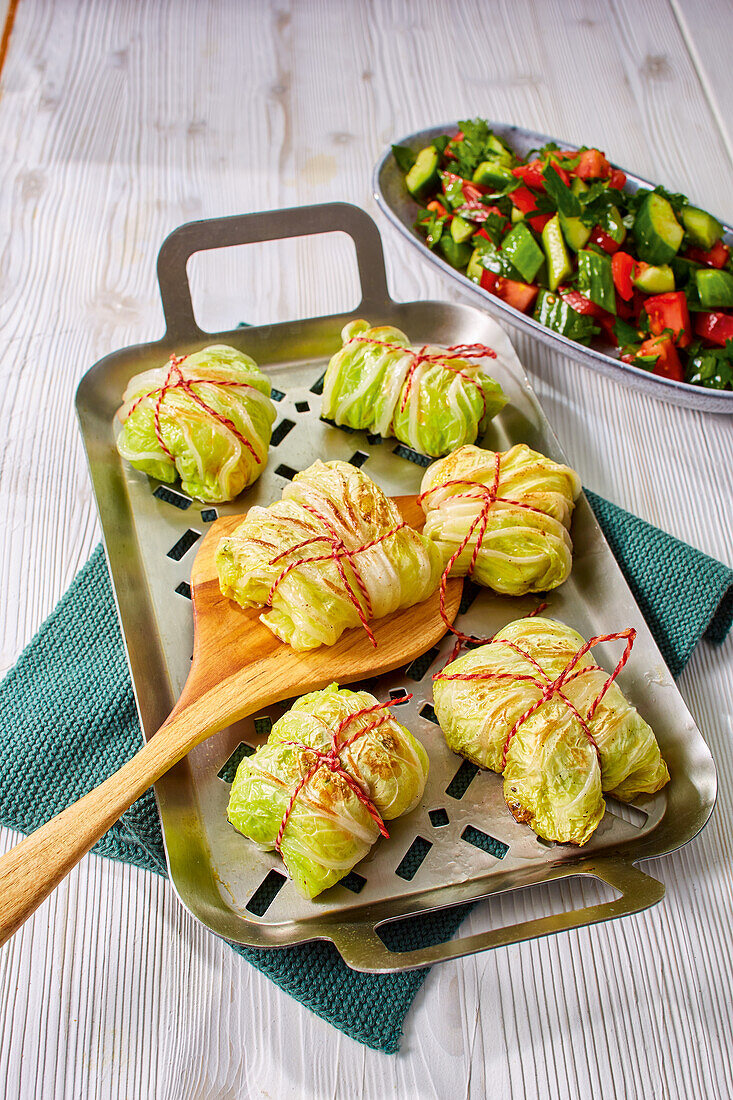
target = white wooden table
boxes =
[1,1,731,1096]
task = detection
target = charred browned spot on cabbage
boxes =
[506,798,533,825]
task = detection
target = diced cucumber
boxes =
[486,133,516,166]
[577,250,616,314]
[559,213,592,252]
[450,215,475,244]
[405,147,440,200]
[633,192,684,264]
[682,205,723,250]
[466,247,485,283]
[695,268,733,309]
[633,264,675,294]
[541,214,572,291]
[571,177,589,197]
[534,289,598,344]
[510,206,525,224]
[472,160,515,189]
[500,223,544,283]
[438,235,472,269]
[466,238,523,282]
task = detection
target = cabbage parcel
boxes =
[216,459,443,650]
[227,683,429,898]
[116,344,275,503]
[321,319,507,457]
[420,443,581,596]
[432,617,669,846]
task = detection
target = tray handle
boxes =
[328,859,665,973]
[157,202,391,343]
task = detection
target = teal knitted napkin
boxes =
[0,495,730,1054]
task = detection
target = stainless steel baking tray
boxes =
[75,203,716,973]
[374,122,733,415]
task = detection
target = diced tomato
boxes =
[512,158,571,191]
[510,185,539,215]
[527,212,553,232]
[609,168,627,191]
[589,225,621,254]
[684,240,730,268]
[558,288,605,318]
[574,149,612,180]
[427,200,449,217]
[475,227,492,241]
[512,161,547,191]
[643,291,691,348]
[637,335,684,382]
[462,181,487,203]
[444,131,465,159]
[694,311,733,346]
[480,268,499,293]
[612,251,635,300]
[494,277,538,313]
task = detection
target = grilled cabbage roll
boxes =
[227,684,429,898]
[216,459,443,650]
[420,443,581,595]
[116,344,275,502]
[433,617,669,846]
[321,319,507,457]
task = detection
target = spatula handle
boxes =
[0,716,192,947]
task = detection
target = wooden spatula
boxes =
[0,496,461,946]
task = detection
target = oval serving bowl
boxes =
[374,122,733,414]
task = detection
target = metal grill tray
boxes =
[374,122,733,414]
[76,203,716,974]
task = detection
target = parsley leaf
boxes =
[392,145,416,173]
[543,164,581,217]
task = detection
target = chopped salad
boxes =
[393,119,733,390]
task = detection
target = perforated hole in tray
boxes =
[218,742,256,783]
[167,529,200,561]
[246,870,286,916]
[395,837,432,881]
[446,760,480,799]
[271,418,295,446]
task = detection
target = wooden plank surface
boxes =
[0,0,731,1097]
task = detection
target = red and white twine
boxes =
[126,353,261,464]
[418,450,550,646]
[347,335,497,425]
[434,628,636,768]
[274,696,413,853]
[265,505,408,647]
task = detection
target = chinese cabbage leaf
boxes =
[227,683,429,898]
[116,344,275,502]
[420,443,581,595]
[321,319,507,458]
[216,459,443,650]
[433,617,669,846]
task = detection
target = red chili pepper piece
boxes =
[558,287,606,318]
[589,224,621,254]
[611,251,636,300]
[694,311,733,346]
[644,291,692,348]
[637,335,685,382]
